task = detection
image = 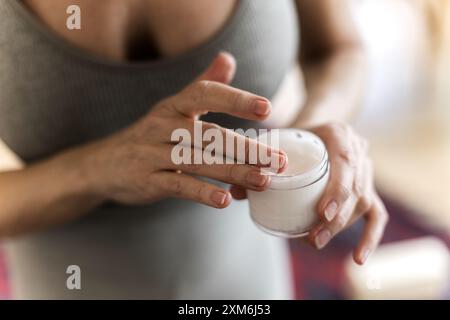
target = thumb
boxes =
[196,51,237,84]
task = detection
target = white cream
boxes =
[278,147,322,176]
[247,129,329,237]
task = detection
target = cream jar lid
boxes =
[257,129,329,190]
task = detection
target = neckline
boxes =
[8,0,245,71]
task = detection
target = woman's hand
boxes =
[230,123,388,264]
[0,52,288,237]
[307,123,388,264]
[82,52,286,209]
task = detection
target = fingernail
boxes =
[324,201,338,222]
[361,248,371,264]
[211,191,228,206]
[253,99,271,116]
[247,171,268,187]
[315,229,331,249]
[278,153,287,170]
[270,153,287,172]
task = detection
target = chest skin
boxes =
[22,0,237,62]
[1,0,301,162]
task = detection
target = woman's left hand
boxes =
[306,123,388,265]
[230,123,388,265]
[230,124,389,264]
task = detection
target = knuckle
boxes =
[170,179,183,196]
[155,97,177,115]
[195,183,208,201]
[336,183,352,201]
[146,115,166,132]
[196,80,211,89]
[225,166,235,180]
[231,91,245,111]
[337,148,354,165]
[353,176,365,198]
[135,177,150,197]
[359,195,372,213]
[192,80,211,103]
[152,146,167,165]
[379,210,389,226]
[136,172,160,199]
[335,214,347,229]
[226,165,238,181]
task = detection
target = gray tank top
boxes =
[0,0,299,299]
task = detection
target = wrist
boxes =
[57,141,109,204]
[293,105,325,130]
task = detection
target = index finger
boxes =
[176,80,272,120]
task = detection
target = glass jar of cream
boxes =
[247,129,330,238]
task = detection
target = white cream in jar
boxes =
[247,129,330,238]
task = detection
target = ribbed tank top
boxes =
[0,0,299,299]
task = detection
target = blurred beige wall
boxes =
[349,0,450,231]
[431,0,450,138]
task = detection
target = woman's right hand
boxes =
[82,53,286,208]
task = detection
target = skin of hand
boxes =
[231,1,388,265]
[83,52,286,208]
[299,0,388,265]
[0,52,287,238]
[306,124,388,265]
[230,123,389,266]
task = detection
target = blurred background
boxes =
[1,0,449,299]
[352,0,450,228]
[289,0,450,300]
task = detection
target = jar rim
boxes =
[268,160,329,190]
[257,129,329,190]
